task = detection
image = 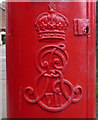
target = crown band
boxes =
[38,32,65,40]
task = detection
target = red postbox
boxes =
[6,1,96,118]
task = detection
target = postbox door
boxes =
[6,1,96,118]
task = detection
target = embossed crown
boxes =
[35,3,68,40]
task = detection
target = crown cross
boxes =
[48,3,56,13]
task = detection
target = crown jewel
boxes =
[35,3,68,40]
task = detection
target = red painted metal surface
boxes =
[6,1,96,118]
